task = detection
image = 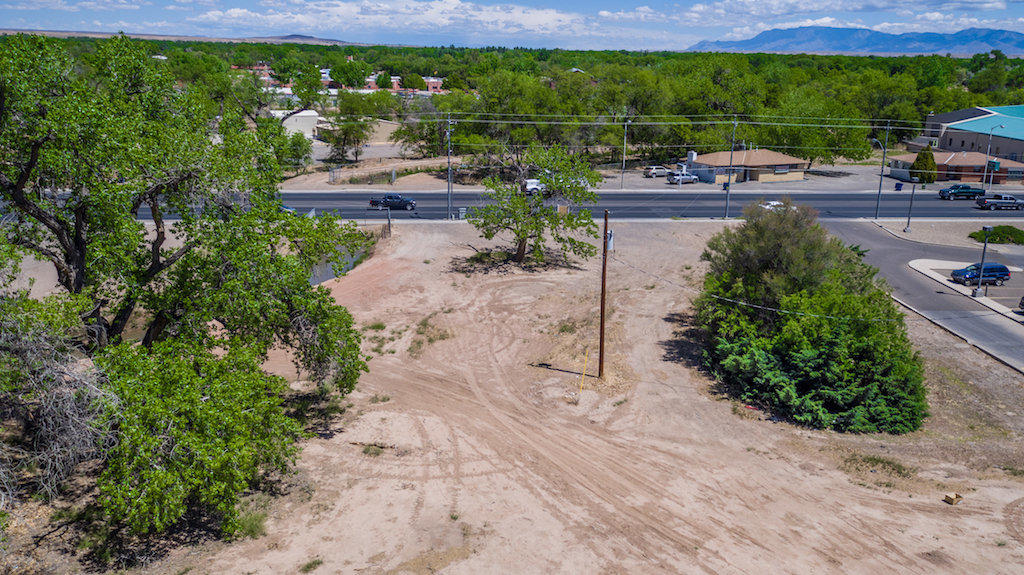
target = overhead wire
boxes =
[605,254,1011,324]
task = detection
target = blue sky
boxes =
[1,0,1023,50]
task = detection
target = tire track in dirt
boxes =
[442,285,723,571]
[410,414,433,528]
[446,272,935,572]
[1005,497,1024,545]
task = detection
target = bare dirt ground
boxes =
[8,221,1024,574]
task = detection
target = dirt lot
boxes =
[8,221,1024,574]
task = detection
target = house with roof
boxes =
[920,106,1024,161]
[888,149,1024,183]
[684,149,811,184]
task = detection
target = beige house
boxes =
[686,149,810,184]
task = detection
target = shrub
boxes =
[968,225,1024,245]
[696,200,927,433]
[909,145,937,183]
[96,341,302,535]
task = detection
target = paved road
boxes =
[825,221,1024,371]
[279,190,1024,221]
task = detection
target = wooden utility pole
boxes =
[599,209,609,378]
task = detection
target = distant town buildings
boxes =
[231,62,447,95]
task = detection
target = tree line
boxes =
[16,35,1024,167]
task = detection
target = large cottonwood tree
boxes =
[0,34,367,534]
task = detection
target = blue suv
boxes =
[951,262,1011,286]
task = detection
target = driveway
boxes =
[824,220,1024,372]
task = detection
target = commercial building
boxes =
[888,149,1024,183]
[919,106,1024,161]
[685,149,810,184]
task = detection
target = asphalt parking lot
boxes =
[938,268,1024,313]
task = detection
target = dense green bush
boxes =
[696,201,927,433]
[969,225,1024,244]
[96,341,302,535]
[910,145,937,183]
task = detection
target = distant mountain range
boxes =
[0,29,371,46]
[688,27,1024,56]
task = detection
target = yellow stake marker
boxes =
[579,350,590,397]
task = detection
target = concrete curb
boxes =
[891,295,1024,376]
[907,259,1024,324]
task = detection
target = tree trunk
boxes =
[513,237,528,263]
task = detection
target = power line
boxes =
[606,254,1007,324]
[405,117,890,130]
[409,111,926,126]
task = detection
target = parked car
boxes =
[369,193,416,210]
[667,171,698,184]
[522,179,547,195]
[975,194,1024,210]
[950,262,1011,286]
[643,165,670,178]
[939,184,985,200]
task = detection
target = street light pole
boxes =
[620,118,631,189]
[724,119,737,218]
[872,122,890,219]
[983,124,1005,195]
[976,225,993,297]
[903,179,919,233]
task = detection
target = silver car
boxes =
[667,171,698,184]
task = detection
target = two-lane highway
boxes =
[280,190,1024,220]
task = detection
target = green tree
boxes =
[1,34,368,533]
[695,200,927,433]
[328,58,372,88]
[441,73,467,90]
[97,341,301,534]
[910,145,937,183]
[375,71,392,90]
[402,73,427,90]
[468,144,601,263]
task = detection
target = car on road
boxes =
[950,262,1011,286]
[939,184,986,200]
[758,200,785,211]
[667,171,698,184]
[369,193,416,211]
[643,165,670,178]
[522,179,547,195]
[975,194,1024,210]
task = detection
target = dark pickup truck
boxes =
[369,193,416,211]
[975,194,1024,210]
[939,184,985,200]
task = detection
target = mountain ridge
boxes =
[688,27,1024,55]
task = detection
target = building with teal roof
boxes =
[924,105,1024,162]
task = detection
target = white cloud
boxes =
[0,0,146,10]
[597,6,660,22]
[194,0,590,38]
